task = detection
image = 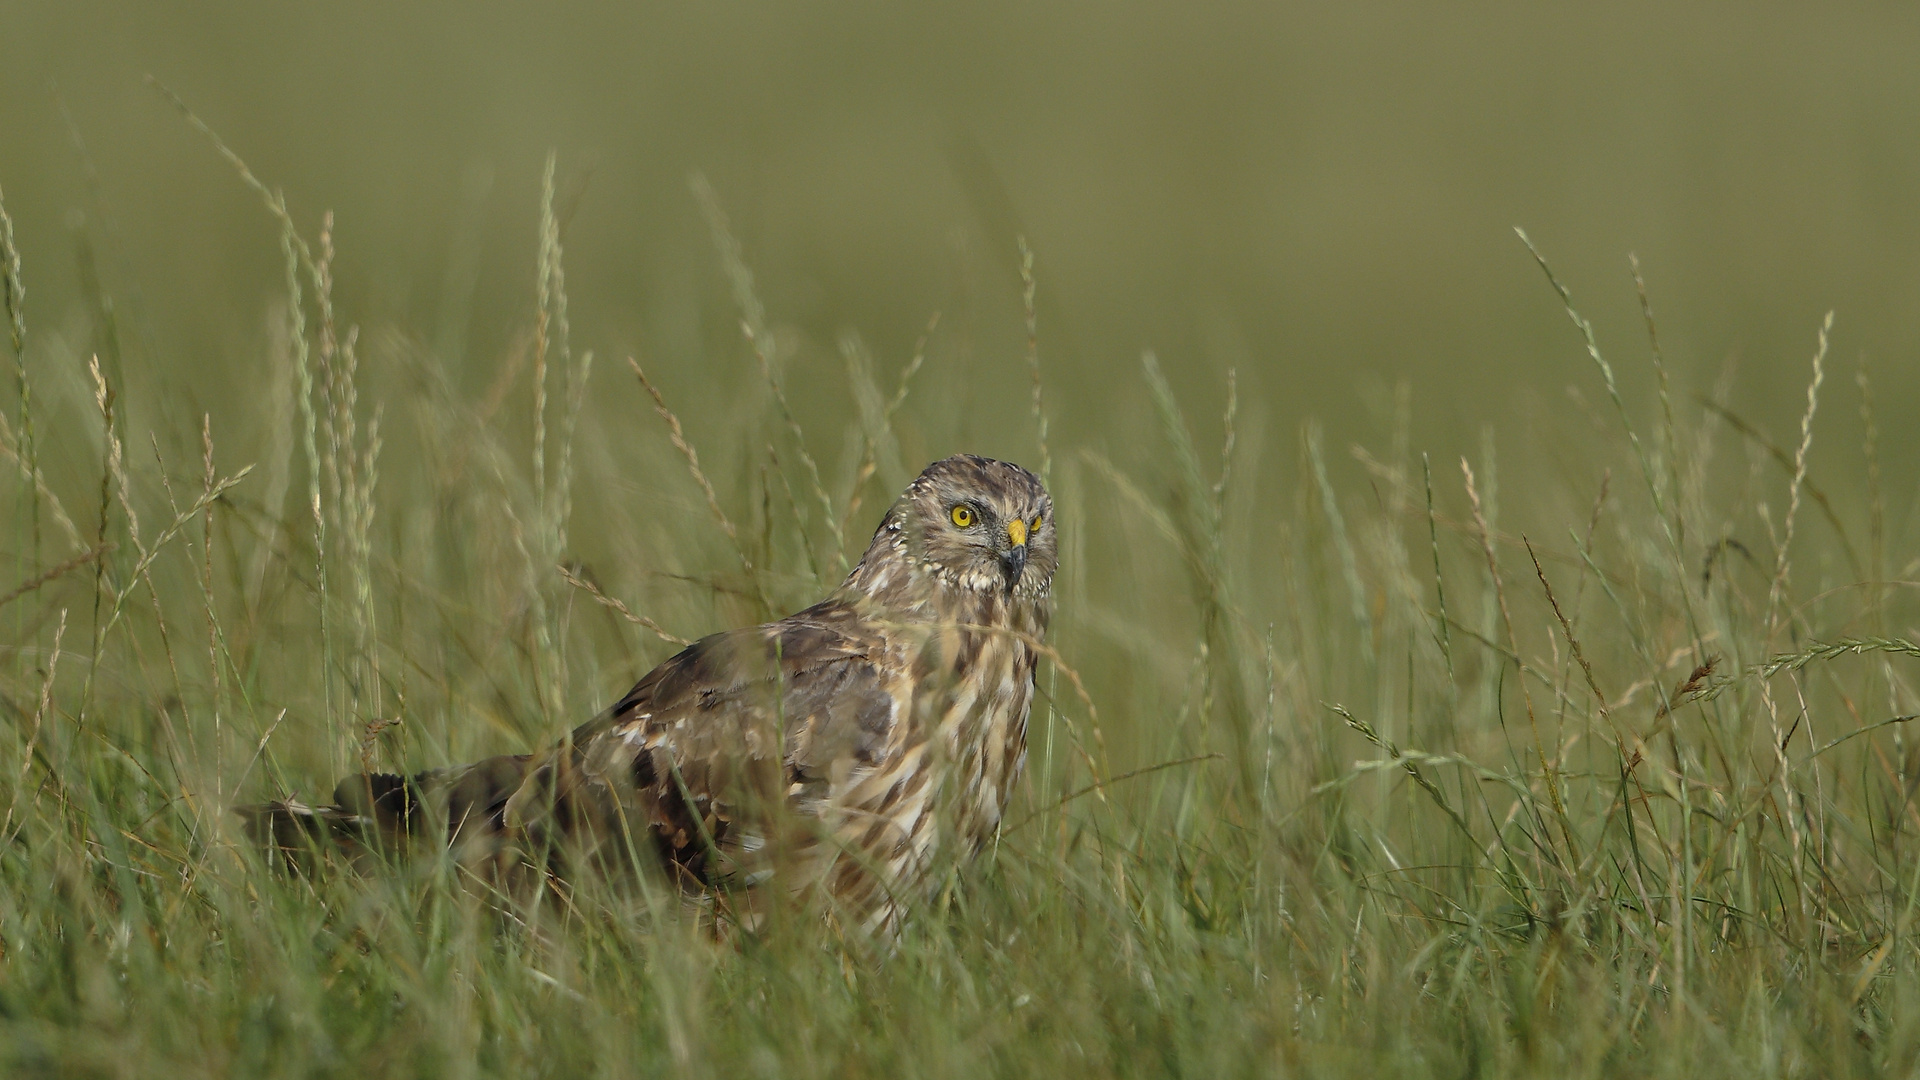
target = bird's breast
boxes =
[922,615,1040,852]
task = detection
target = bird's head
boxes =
[853,455,1056,601]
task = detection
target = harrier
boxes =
[242,455,1056,933]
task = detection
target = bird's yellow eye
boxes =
[1030,515,1043,534]
[950,505,976,528]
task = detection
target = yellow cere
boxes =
[950,505,975,528]
[1007,518,1028,547]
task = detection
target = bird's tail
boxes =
[235,755,542,867]
[235,771,435,865]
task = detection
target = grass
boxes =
[3,115,1920,1078]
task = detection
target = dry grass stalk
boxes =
[1696,397,1862,580]
[0,543,113,611]
[0,181,37,562]
[628,357,759,591]
[3,608,65,843]
[1018,236,1051,486]
[1630,254,1687,554]
[1765,311,1833,641]
[1756,313,1832,904]
[1309,421,1369,647]
[1517,229,1668,537]
[0,181,23,356]
[558,562,691,647]
[1421,453,1453,680]
[1463,457,1573,864]
[0,411,84,553]
[689,172,845,571]
[201,415,223,802]
[152,77,338,758]
[842,312,935,535]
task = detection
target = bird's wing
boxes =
[499,599,912,883]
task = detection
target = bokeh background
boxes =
[4,0,1918,521]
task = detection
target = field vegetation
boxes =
[3,109,1920,1077]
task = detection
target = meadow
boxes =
[4,108,1920,1078]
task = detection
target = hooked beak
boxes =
[1002,519,1029,589]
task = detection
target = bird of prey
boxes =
[241,455,1056,934]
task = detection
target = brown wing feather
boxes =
[239,600,905,882]
[491,598,909,886]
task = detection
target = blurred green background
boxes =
[4,0,1918,500]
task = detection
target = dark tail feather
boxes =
[236,771,433,865]
[235,757,537,867]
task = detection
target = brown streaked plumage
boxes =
[240,454,1055,933]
